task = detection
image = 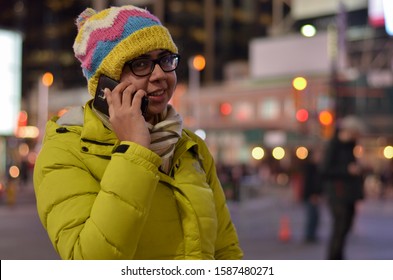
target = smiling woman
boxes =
[33,4,243,260]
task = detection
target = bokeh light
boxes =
[272,147,285,160]
[252,146,265,160]
[383,145,393,159]
[296,146,309,160]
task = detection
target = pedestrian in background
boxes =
[301,149,322,243]
[33,5,242,260]
[319,116,365,260]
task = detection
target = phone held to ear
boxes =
[93,74,149,117]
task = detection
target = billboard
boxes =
[383,0,393,36]
[250,32,330,79]
[368,0,393,35]
[368,0,385,27]
[292,0,367,20]
[0,29,22,135]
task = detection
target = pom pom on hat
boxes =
[73,5,178,97]
[75,8,97,31]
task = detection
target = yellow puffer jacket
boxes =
[33,101,243,260]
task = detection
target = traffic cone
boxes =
[278,215,291,242]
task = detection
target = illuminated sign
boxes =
[368,0,393,35]
[0,29,22,135]
[368,0,385,27]
[292,0,367,20]
[383,0,393,35]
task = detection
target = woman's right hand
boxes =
[104,83,151,148]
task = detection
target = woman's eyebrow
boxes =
[136,54,150,59]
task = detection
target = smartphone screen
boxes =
[93,74,149,117]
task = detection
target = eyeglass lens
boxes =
[129,54,179,76]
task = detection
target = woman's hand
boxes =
[105,83,150,148]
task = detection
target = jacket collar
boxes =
[79,101,120,156]
[53,101,200,161]
[52,101,119,156]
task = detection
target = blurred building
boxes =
[177,0,393,167]
[0,0,392,168]
[0,0,282,96]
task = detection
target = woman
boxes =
[33,5,243,260]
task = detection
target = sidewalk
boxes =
[0,182,60,260]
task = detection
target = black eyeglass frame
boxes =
[126,53,180,77]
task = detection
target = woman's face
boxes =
[119,49,177,121]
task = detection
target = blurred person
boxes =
[380,160,393,199]
[216,162,235,200]
[319,116,365,260]
[19,157,30,186]
[230,164,245,202]
[33,5,242,260]
[301,149,322,243]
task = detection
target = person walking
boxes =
[319,116,365,260]
[301,149,322,243]
[33,5,243,260]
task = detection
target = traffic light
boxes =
[296,109,309,122]
[319,110,333,126]
[220,102,232,117]
[292,76,307,110]
[17,111,28,127]
[319,110,334,138]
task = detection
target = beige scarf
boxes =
[147,105,183,174]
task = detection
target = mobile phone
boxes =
[93,74,149,117]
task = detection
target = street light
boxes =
[42,72,54,87]
[292,76,307,91]
[37,72,53,150]
[192,55,206,71]
[319,110,334,139]
[188,55,205,129]
[300,24,317,37]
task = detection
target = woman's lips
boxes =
[147,89,165,97]
[147,89,166,102]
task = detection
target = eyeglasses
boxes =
[126,53,180,77]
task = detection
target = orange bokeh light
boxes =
[319,110,333,126]
[192,55,206,71]
[42,72,54,87]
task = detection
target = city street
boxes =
[0,184,59,260]
[1,181,393,260]
[229,186,393,260]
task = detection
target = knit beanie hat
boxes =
[73,5,178,97]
